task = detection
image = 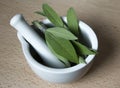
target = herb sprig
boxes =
[32,4,96,67]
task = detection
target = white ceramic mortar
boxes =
[17,17,98,83]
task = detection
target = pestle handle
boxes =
[10,14,65,68]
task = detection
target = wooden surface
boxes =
[0,0,120,88]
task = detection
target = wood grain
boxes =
[0,0,120,88]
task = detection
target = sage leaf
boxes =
[72,41,96,56]
[42,4,64,27]
[32,20,47,33]
[46,41,71,67]
[45,32,79,64]
[67,7,79,36]
[46,27,78,40]
[35,11,46,16]
[79,56,86,64]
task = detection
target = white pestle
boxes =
[10,14,65,68]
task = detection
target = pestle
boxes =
[10,14,65,68]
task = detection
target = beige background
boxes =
[0,0,120,88]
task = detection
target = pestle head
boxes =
[10,14,24,27]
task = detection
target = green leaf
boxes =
[46,27,78,40]
[32,20,47,33]
[45,32,79,64]
[42,4,64,27]
[35,11,46,16]
[67,7,79,36]
[79,56,86,64]
[72,41,97,56]
[46,41,71,67]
